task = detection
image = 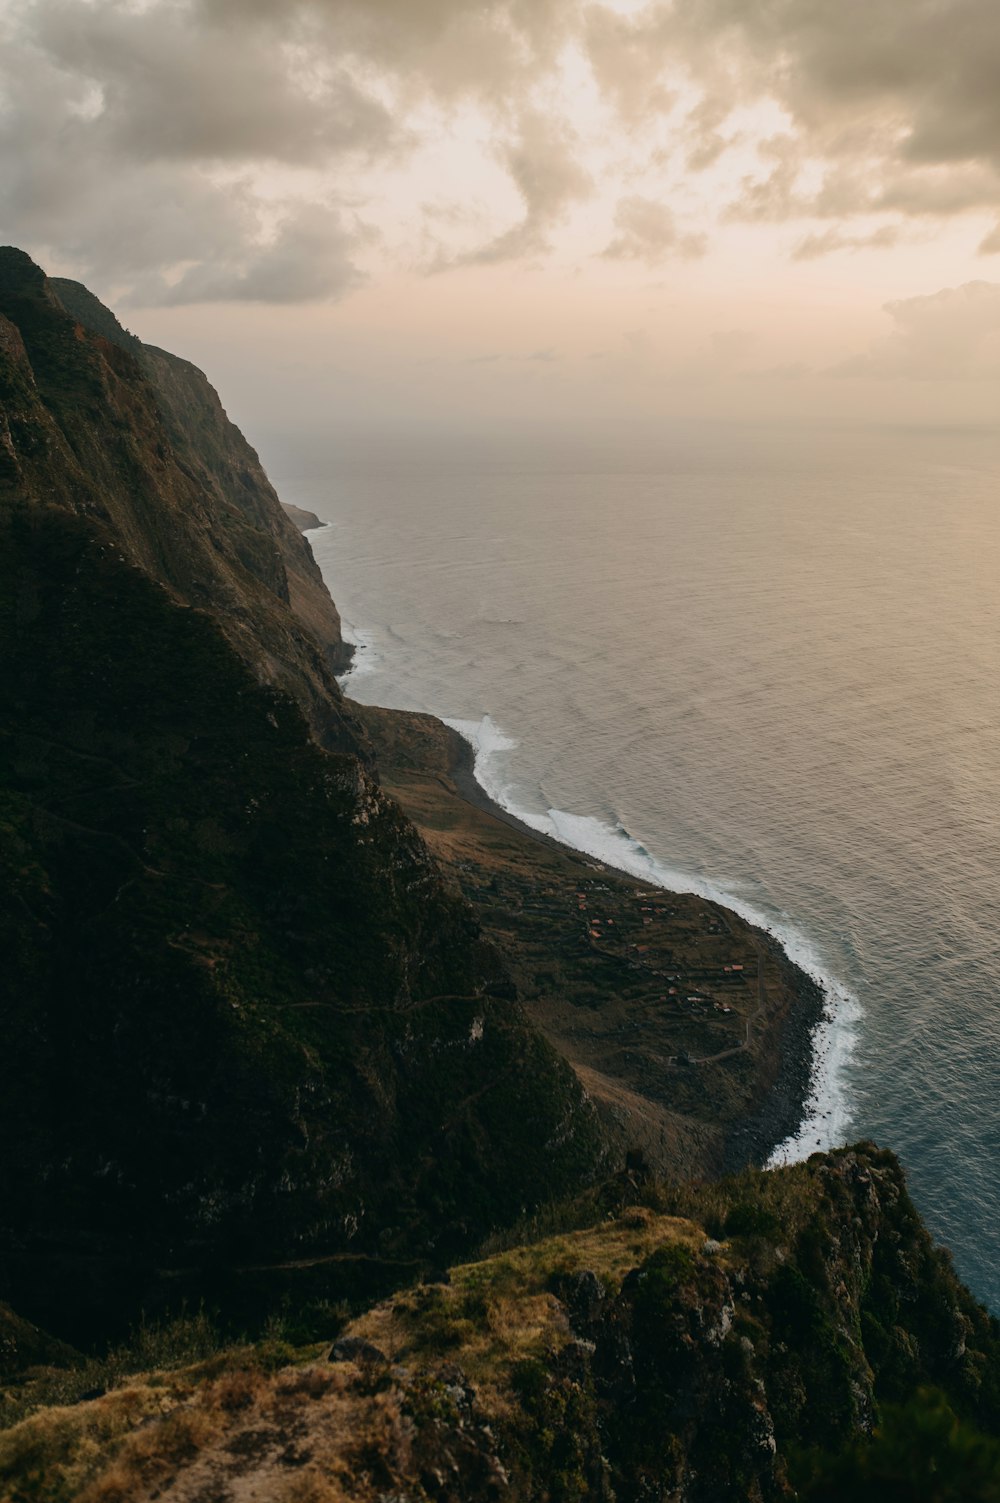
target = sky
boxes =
[4,0,1000,442]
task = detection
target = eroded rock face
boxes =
[1,253,360,756]
[282,501,322,532]
[510,1147,1000,1502]
[0,312,28,367]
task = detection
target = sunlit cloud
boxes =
[5,0,1000,430]
[7,0,1000,306]
[834,281,1000,379]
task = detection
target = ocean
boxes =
[267,420,1000,1311]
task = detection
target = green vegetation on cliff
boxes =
[4,1147,1000,1501]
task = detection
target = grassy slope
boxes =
[4,1146,1000,1503]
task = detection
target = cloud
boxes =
[581,5,676,124]
[792,225,901,261]
[8,0,1000,302]
[1,0,584,300]
[0,0,392,302]
[154,204,368,304]
[834,281,1000,379]
[455,111,590,265]
[0,48,370,307]
[30,0,396,165]
[602,196,706,262]
[878,166,1000,217]
[582,0,1000,231]
[672,0,1000,160]
[980,222,1000,255]
[197,0,578,103]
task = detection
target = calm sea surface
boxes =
[268,422,1000,1310]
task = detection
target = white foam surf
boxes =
[304,524,380,681]
[328,569,859,1163]
[443,712,860,1165]
[334,616,378,680]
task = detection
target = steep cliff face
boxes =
[0,249,606,1340]
[1,250,358,756]
[51,276,351,678]
[317,1143,1000,1501]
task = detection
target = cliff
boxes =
[49,276,343,676]
[282,501,322,532]
[5,257,357,756]
[0,247,606,1342]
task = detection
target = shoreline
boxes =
[348,670,832,1174]
[439,719,827,1171]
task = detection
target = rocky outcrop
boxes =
[6,1147,999,1501]
[334,1144,1000,1501]
[282,501,322,532]
[549,1145,992,1499]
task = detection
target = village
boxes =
[462,865,763,1072]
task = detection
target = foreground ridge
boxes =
[6,1147,1000,1501]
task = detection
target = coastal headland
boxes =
[354,701,825,1178]
[6,246,1000,1501]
